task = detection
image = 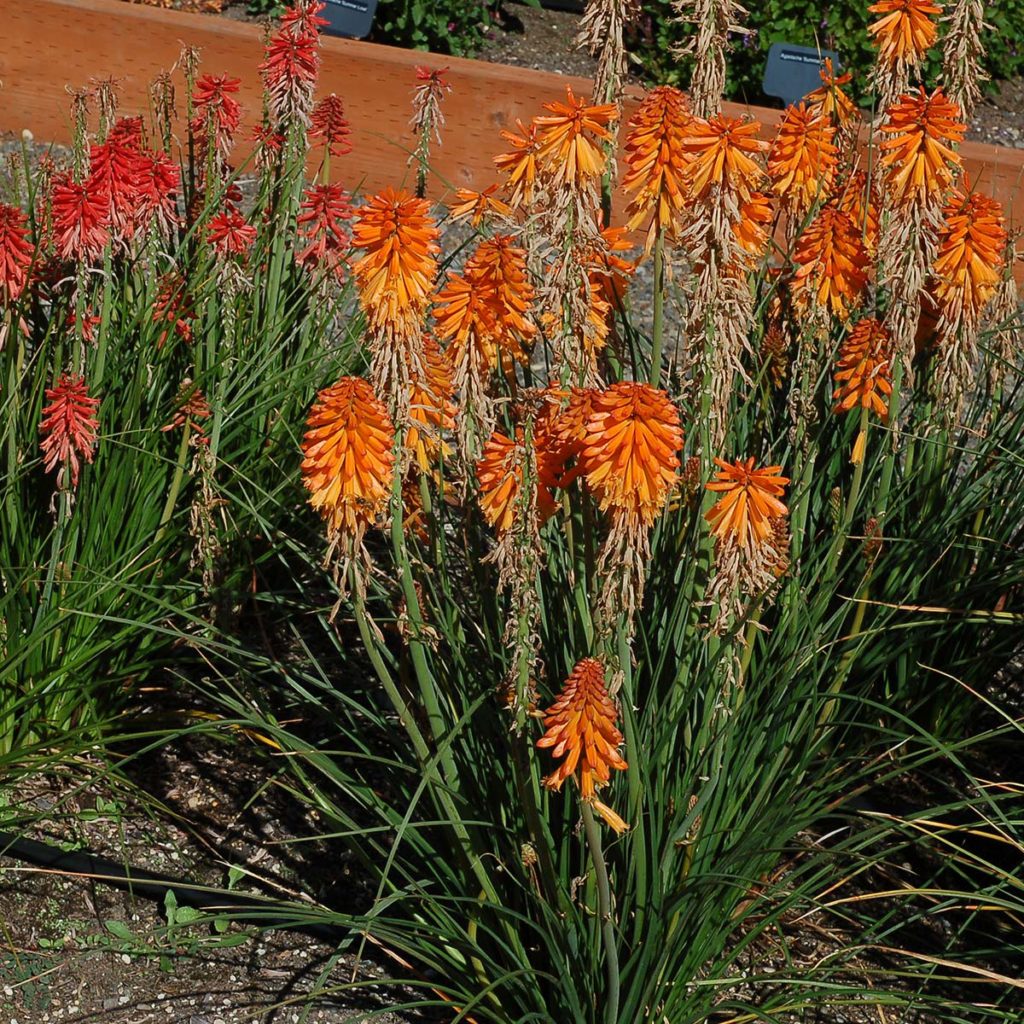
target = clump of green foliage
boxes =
[631,0,1024,104]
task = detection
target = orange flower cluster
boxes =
[834,170,881,256]
[879,88,965,207]
[351,187,439,335]
[932,186,1007,322]
[448,185,513,227]
[300,377,395,539]
[767,103,838,211]
[475,425,560,535]
[622,85,691,250]
[790,206,870,319]
[406,335,456,470]
[682,115,767,200]
[533,86,618,190]
[493,119,542,208]
[806,59,858,127]
[733,192,775,263]
[833,317,894,420]
[706,458,789,553]
[868,0,942,69]
[579,383,683,527]
[537,657,628,832]
[434,235,536,376]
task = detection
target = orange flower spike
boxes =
[581,382,684,526]
[588,226,637,307]
[733,191,775,263]
[449,184,513,226]
[878,88,965,207]
[706,457,790,552]
[494,118,542,207]
[622,85,691,248]
[834,170,881,255]
[433,271,499,369]
[790,206,870,319]
[466,235,537,352]
[833,317,894,420]
[406,335,457,470]
[533,86,618,189]
[351,187,440,332]
[868,0,943,69]
[476,427,559,534]
[301,377,396,538]
[537,658,628,819]
[932,187,1007,319]
[682,115,768,201]
[766,103,838,209]
[806,58,859,126]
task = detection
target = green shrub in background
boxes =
[631,1,1024,105]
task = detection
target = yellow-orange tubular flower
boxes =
[733,191,775,264]
[706,457,789,553]
[682,115,767,201]
[932,186,1007,322]
[806,59,859,127]
[537,657,628,833]
[868,0,943,70]
[533,86,618,190]
[580,382,683,526]
[622,85,691,251]
[767,103,838,211]
[879,88,965,207]
[494,118,542,208]
[790,206,870,319]
[834,169,881,255]
[448,184,513,226]
[467,235,537,356]
[833,317,894,420]
[351,187,439,334]
[476,427,559,534]
[301,377,396,540]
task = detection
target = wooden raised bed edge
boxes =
[2,0,1023,254]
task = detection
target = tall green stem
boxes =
[582,801,620,1024]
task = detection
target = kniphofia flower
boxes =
[805,59,858,127]
[476,427,559,534]
[308,94,352,156]
[932,186,1006,322]
[790,206,870,319]
[190,74,242,158]
[580,382,683,526]
[207,206,257,258]
[833,317,894,420]
[162,378,212,440]
[297,183,353,276]
[766,103,838,211]
[587,226,636,308]
[706,457,789,552]
[622,85,691,250]
[467,235,536,357]
[88,119,143,240]
[494,118,542,207]
[868,0,942,69]
[537,657,628,833]
[300,376,395,539]
[448,185,513,227]
[733,192,774,263]
[878,87,965,207]
[0,203,33,304]
[51,175,110,262]
[532,86,618,189]
[683,115,767,201]
[260,23,320,125]
[351,188,439,334]
[834,169,880,255]
[39,373,100,490]
[133,150,180,236]
[406,334,456,470]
